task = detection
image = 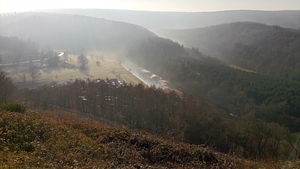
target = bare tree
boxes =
[27,62,41,83]
[77,54,89,70]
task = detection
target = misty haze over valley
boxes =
[1,2,300,168]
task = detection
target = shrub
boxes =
[0,102,26,113]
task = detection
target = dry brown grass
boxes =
[10,56,143,85]
[0,109,297,168]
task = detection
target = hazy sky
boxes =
[0,0,299,13]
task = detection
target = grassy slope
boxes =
[9,56,142,85]
[0,109,279,169]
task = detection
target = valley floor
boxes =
[6,56,143,89]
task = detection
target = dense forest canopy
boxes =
[158,22,300,79]
[0,36,39,63]
[124,36,300,133]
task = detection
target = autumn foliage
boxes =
[0,110,257,168]
[22,79,298,160]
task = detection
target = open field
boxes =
[7,55,143,86]
[119,73,143,85]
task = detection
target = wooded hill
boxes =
[123,36,300,134]
[0,13,156,51]
[158,22,300,79]
[43,9,300,30]
[0,36,39,64]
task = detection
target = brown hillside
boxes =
[0,109,293,168]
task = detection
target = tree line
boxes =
[125,36,300,133]
[22,78,298,160]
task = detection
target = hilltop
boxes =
[43,9,300,30]
[0,12,156,50]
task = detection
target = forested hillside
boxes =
[0,13,156,50]
[0,36,39,64]
[158,22,300,79]
[44,9,300,30]
[23,78,296,160]
[123,36,300,134]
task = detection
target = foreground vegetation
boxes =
[0,110,258,168]
[1,110,300,168]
